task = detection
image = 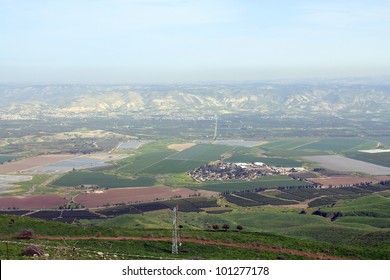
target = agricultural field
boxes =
[168,144,232,162]
[0,175,32,193]
[167,143,196,151]
[116,151,176,174]
[191,176,312,193]
[0,154,78,174]
[303,155,390,175]
[260,138,379,156]
[319,195,390,218]
[212,140,264,147]
[74,186,216,208]
[24,153,128,174]
[0,155,20,164]
[117,140,154,150]
[346,151,390,168]
[98,197,219,217]
[292,138,378,153]
[0,209,105,223]
[260,139,319,150]
[52,171,156,188]
[225,193,298,207]
[0,194,67,209]
[141,159,206,174]
[308,176,380,187]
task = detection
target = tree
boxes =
[222,224,230,231]
[236,225,243,232]
[212,224,219,231]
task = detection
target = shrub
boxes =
[21,245,44,257]
[15,229,34,239]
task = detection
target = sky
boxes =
[1,0,390,83]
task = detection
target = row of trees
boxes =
[211,224,243,232]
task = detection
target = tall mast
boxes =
[172,206,178,254]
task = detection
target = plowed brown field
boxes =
[0,195,67,209]
[74,187,217,208]
[0,154,77,174]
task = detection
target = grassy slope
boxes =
[1,214,388,260]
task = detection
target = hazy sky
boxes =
[1,0,390,83]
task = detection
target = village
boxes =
[188,161,305,182]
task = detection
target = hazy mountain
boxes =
[0,83,389,117]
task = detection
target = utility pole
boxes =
[172,206,178,254]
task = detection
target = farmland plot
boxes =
[0,175,32,193]
[52,171,155,188]
[303,155,390,175]
[0,195,67,209]
[141,159,206,174]
[169,144,232,162]
[74,187,216,208]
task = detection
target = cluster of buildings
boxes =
[189,161,304,182]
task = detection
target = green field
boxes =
[168,144,232,161]
[260,138,378,155]
[260,139,318,150]
[320,195,390,218]
[191,176,312,192]
[141,159,206,174]
[52,171,156,188]
[295,138,378,153]
[0,155,20,164]
[116,151,176,173]
[346,152,390,168]
[264,149,333,157]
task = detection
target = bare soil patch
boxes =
[308,176,379,187]
[0,154,78,174]
[75,186,216,208]
[373,175,390,181]
[168,143,196,152]
[0,195,67,209]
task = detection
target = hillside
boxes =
[1,83,389,118]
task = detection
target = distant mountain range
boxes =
[0,83,389,117]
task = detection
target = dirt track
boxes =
[1,235,346,260]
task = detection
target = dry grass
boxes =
[167,143,196,152]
